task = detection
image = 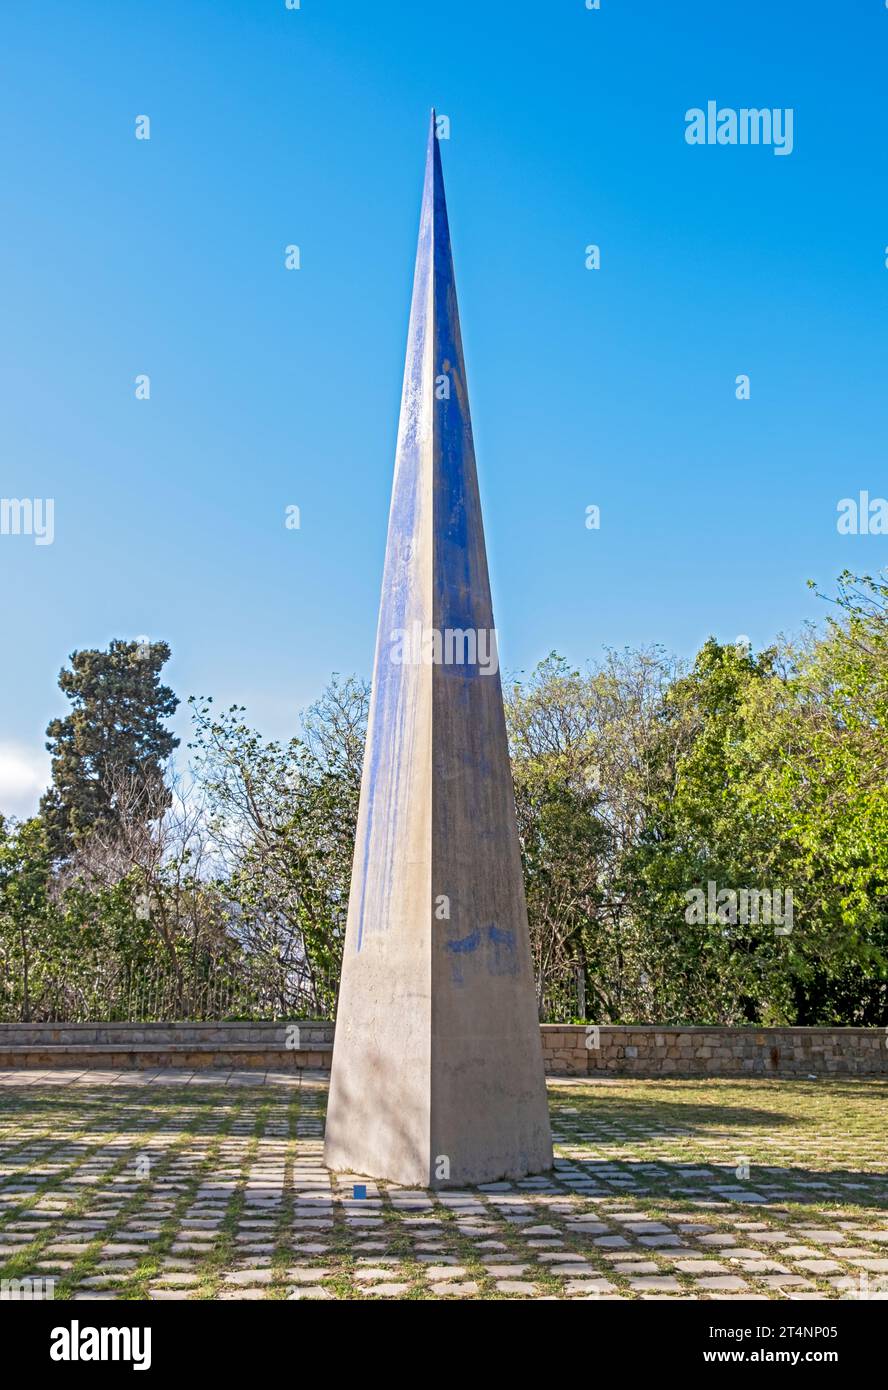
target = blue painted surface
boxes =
[430,125,479,650]
[487,923,518,977]
[444,925,481,984]
[445,927,482,954]
[353,117,518,976]
[444,923,519,984]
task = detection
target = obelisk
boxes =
[324,113,553,1188]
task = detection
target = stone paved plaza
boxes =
[0,1071,886,1301]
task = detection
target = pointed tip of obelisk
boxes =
[425,108,438,172]
[423,107,449,242]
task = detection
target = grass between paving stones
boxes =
[267,1086,312,1299]
[439,1201,564,1300]
[564,1190,882,1300]
[3,1076,886,1301]
[189,1098,276,1300]
[0,1086,277,1300]
[303,1077,556,1300]
[0,1086,215,1298]
[311,1191,416,1300]
[295,1082,495,1300]
[297,1085,425,1300]
[115,1091,268,1300]
[546,1077,888,1300]
[0,1121,132,1293]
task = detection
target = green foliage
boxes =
[0,817,52,1020]
[504,577,887,1026]
[41,639,179,857]
[188,674,367,1018]
[2,573,886,1026]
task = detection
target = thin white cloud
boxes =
[0,742,50,820]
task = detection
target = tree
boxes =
[740,572,888,1022]
[629,603,888,1025]
[40,640,179,856]
[189,674,368,1017]
[626,638,795,1024]
[61,765,222,1016]
[0,817,53,1021]
[505,648,682,1020]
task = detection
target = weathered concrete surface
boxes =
[324,114,552,1186]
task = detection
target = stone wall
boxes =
[0,1022,334,1071]
[1,1021,886,1075]
[540,1025,888,1077]
[0,1022,334,1046]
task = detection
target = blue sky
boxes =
[2,0,886,815]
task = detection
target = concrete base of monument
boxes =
[323,1133,554,1190]
[323,1159,554,1189]
[323,1033,554,1187]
